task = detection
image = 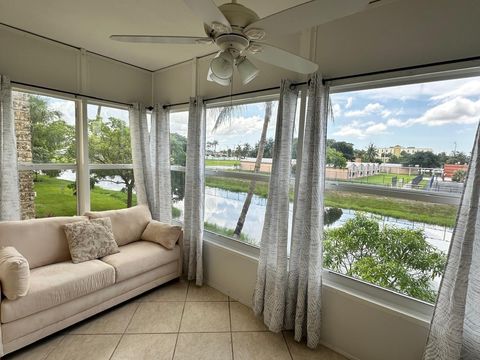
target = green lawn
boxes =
[205,175,457,227]
[351,173,419,186]
[34,175,136,217]
[205,159,240,167]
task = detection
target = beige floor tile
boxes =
[186,284,228,301]
[180,302,230,332]
[45,335,120,360]
[284,331,347,360]
[230,302,267,332]
[173,332,232,360]
[232,332,291,360]
[110,334,177,360]
[70,302,138,334]
[3,334,64,360]
[139,280,188,302]
[126,301,184,333]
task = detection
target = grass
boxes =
[205,159,240,167]
[351,173,419,186]
[34,174,457,228]
[324,191,457,227]
[204,222,256,244]
[33,175,137,217]
[205,175,457,227]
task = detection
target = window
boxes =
[170,110,188,220]
[14,90,77,218]
[202,99,300,246]
[325,75,480,303]
[87,103,136,211]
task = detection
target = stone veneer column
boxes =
[13,92,36,219]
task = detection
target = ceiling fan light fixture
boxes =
[236,57,259,85]
[207,67,231,87]
[210,50,234,80]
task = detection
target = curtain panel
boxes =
[424,124,480,360]
[253,79,299,331]
[183,97,206,286]
[0,75,20,221]
[129,104,172,223]
[286,74,329,348]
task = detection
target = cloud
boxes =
[333,120,388,139]
[345,97,353,109]
[345,102,384,117]
[387,97,480,128]
[431,79,480,101]
[332,103,342,117]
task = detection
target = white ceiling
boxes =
[0,0,310,71]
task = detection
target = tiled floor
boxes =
[3,280,347,360]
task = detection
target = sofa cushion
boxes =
[0,216,88,269]
[101,241,180,282]
[0,247,30,300]
[64,218,119,263]
[1,260,115,323]
[85,205,152,246]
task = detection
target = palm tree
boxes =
[212,102,273,237]
[364,143,377,163]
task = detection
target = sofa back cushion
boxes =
[85,205,152,246]
[0,216,88,269]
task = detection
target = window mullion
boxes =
[76,99,90,214]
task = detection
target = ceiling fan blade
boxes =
[245,0,370,36]
[183,0,231,32]
[248,43,318,74]
[110,35,212,44]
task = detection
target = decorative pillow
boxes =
[141,221,182,250]
[63,218,120,264]
[85,205,152,246]
[0,246,30,300]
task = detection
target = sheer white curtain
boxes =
[424,124,480,360]
[253,80,299,331]
[183,97,206,286]
[286,74,329,348]
[130,104,172,223]
[0,75,20,221]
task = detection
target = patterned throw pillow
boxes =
[63,218,120,264]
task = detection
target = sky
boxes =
[35,75,480,155]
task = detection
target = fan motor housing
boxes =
[215,33,249,58]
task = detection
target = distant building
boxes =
[377,145,433,157]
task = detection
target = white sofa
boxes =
[0,205,182,356]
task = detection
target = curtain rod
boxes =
[323,55,480,83]
[163,81,309,109]
[10,80,155,110]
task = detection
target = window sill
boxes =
[202,229,433,328]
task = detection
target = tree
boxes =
[403,151,440,168]
[88,116,135,207]
[327,147,347,168]
[331,141,355,161]
[452,169,467,182]
[29,96,76,178]
[446,151,469,165]
[170,133,187,166]
[324,213,446,302]
[212,102,273,237]
[363,143,378,163]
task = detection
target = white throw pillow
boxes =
[0,246,30,300]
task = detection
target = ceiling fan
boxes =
[110,0,370,86]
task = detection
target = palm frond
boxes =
[211,104,248,133]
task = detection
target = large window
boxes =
[325,75,479,302]
[87,103,136,211]
[170,110,188,220]
[14,91,77,218]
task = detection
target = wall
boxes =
[204,240,430,360]
[0,25,151,104]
